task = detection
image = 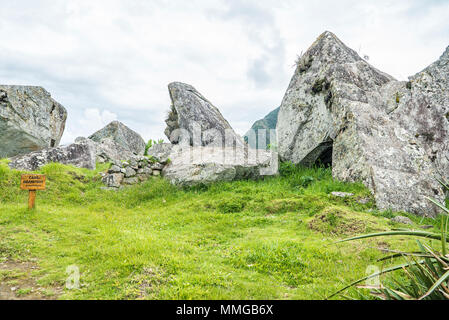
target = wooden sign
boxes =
[21,174,46,190]
[20,174,46,209]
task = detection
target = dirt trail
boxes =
[0,260,62,300]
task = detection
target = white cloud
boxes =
[0,0,447,144]
[63,108,117,144]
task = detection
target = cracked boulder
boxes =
[165,82,244,147]
[277,31,448,216]
[0,85,67,157]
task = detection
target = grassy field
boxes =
[0,159,443,300]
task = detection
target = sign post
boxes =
[20,174,46,209]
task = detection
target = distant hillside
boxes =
[244,107,279,149]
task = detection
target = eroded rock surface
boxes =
[75,136,140,163]
[88,121,145,157]
[277,31,448,216]
[165,82,244,147]
[162,145,277,186]
[0,85,67,157]
[8,142,96,171]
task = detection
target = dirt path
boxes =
[0,260,62,300]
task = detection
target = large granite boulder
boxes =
[162,145,277,186]
[165,82,244,147]
[8,142,96,171]
[75,136,141,163]
[0,85,67,157]
[88,121,145,157]
[244,107,279,149]
[277,31,448,217]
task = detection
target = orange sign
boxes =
[20,174,46,191]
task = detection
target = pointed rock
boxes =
[88,121,146,158]
[277,32,446,216]
[165,82,243,147]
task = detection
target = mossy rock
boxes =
[308,206,386,236]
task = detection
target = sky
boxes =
[0,0,448,144]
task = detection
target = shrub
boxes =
[330,178,449,300]
[279,161,297,177]
[144,139,165,156]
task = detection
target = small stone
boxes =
[137,174,149,182]
[129,159,138,169]
[102,173,124,188]
[97,156,107,164]
[357,198,370,204]
[124,167,137,178]
[331,192,354,198]
[108,165,122,173]
[150,163,164,170]
[123,177,139,185]
[152,170,161,176]
[391,216,413,225]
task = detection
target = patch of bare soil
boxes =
[0,260,63,300]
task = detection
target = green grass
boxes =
[0,159,442,299]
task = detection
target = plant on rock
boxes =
[144,139,165,156]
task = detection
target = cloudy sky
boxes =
[0,0,448,144]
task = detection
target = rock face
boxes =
[75,135,140,163]
[244,107,279,149]
[88,121,145,158]
[277,31,448,216]
[8,142,96,171]
[0,85,67,157]
[165,82,244,147]
[162,145,277,186]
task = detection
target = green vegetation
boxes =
[330,179,449,300]
[0,159,444,299]
[144,139,165,156]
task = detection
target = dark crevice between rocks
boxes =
[164,105,180,143]
[311,78,330,95]
[300,140,333,168]
[315,144,333,167]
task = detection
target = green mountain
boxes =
[244,107,279,149]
